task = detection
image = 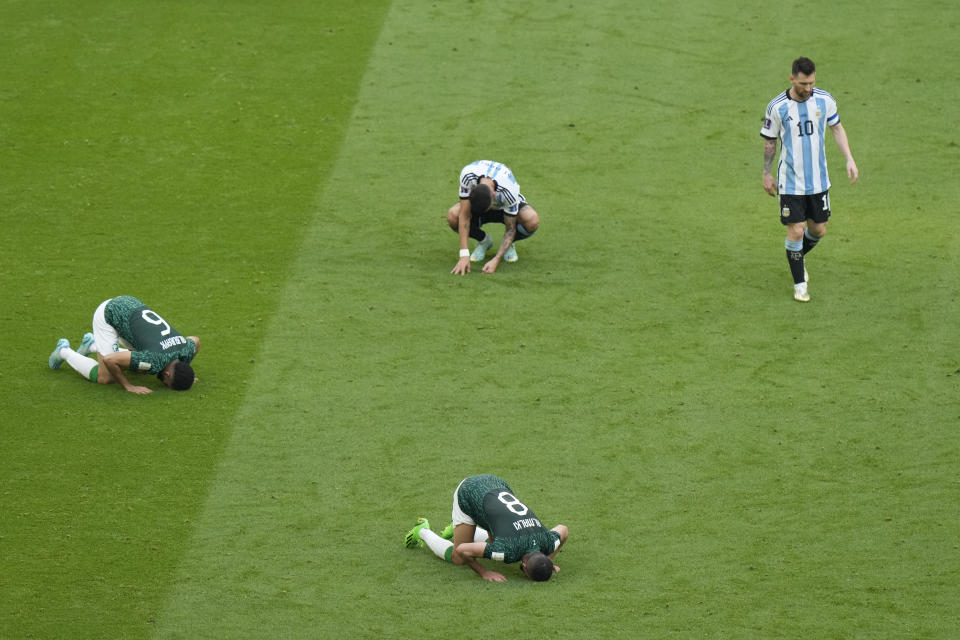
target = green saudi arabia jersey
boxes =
[457,474,561,564]
[105,296,195,375]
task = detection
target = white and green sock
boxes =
[420,528,454,561]
[61,348,98,382]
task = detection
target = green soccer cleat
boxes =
[439,523,455,540]
[503,244,518,262]
[404,518,430,548]
[77,332,96,356]
[470,236,493,262]
[48,338,70,369]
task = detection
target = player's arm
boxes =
[481,215,517,274]
[452,542,506,582]
[99,351,152,394]
[189,336,200,355]
[451,199,472,275]
[829,122,859,184]
[762,136,778,196]
[549,525,569,560]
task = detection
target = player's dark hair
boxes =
[524,552,554,582]
[171,361,195,391]
[469,183,493,216]
[792,57,815,76]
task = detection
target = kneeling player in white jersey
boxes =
[761,57,859,302]
[447,160,541,275]
[404,474,569,582]
[48,295,200,394]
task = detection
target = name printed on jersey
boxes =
[512,518,544,531]
[160,336,188,350]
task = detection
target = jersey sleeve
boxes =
[542,530,561,554]
[127,339,195,375]
[483,540,509,563]
[496,179,522,215]
[128,350,161,374]
[825,95,840,126]
[482,530,560,564]
[760,103,781,140]
[459,164,478,199]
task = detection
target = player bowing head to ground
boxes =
[404,474,568,582]
[48,295,199,395]
[447,160,541,275]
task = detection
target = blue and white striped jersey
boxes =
[761,89,840,195]
[459,160,524,215]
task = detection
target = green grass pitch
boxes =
[1,0,958,638]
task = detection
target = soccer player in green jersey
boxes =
[48,296,200,395]
[404,474,569,582]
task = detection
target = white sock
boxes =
[61,348,97,381]
[474,527,489,542]
[420,528,454,561]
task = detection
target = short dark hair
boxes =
[524,552,554,582]
[171,361,195,391]
[468,183,493,216]
[792,57,816,76]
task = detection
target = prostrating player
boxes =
[447,160,541,275]
[48,295,199,394]
[404,474,568,582]
[761,57,858,302]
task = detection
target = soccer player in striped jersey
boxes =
[48,295,199,394]
[404,474,568,582]
[761,57,859,302]
[447,160,541,275]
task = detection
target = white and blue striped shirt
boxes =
[459,160,523,215]
[761,88,840,195]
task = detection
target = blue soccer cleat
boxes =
[77,332,96,356]
[49,338,70,369]
[470,236,493,263]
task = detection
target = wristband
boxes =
[459,249,470,258]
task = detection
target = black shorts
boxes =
[779,192,831,225]
[470,201,531,229]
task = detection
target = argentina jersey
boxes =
[761,89,839,195]
[459,160,522,214]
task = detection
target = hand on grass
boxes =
[451,257,471,275]
[127,386,152,395]
[481,570,507,582]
